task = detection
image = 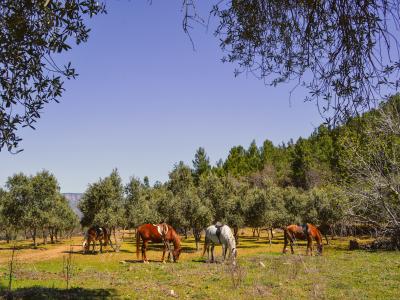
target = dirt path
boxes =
[0,242,82,264]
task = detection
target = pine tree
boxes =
[192,147,211,186]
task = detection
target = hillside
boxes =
[63,193,83,218]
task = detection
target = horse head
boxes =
[232,247,238,259]
[172,247,182,262]
[317,243,323,254]
[170,228,182,262]
[82,240,89,253]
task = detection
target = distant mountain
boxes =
[63,193,83,219]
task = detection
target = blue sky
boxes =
[0,1,322,193]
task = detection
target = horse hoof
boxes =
[162,260,166,264]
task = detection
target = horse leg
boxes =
[307,237,312,256]
[142,240,149,263]
[283,239,287,254]
[141,241,146,262]
[167,249,172,262]
[211,244,215,263]
[222,244,226,261]
[290,241,294,254]
[316,237,323,255]
[283,230,289,254]
[103,237,108,252]
[161,242,167,263]
[166,241,173,262]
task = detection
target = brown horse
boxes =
[283,223,323,255]
[136,223,182,263]
[82,226,112,253]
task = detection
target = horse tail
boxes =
[201,236,208,257]
[136,229,141,259]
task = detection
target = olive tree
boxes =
[0,0,105,152]
[79,169,125,229]
[211,0,400,124]
[177,188,213,250]
[344,99,400,247]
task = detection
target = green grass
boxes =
[0,231,399,299]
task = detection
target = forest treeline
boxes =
[0,171,78,246]
[1,96,399,249]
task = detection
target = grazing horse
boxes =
[283,223,323,255]
[136,223,182,263]
[82,226,112,253]
[202,223,237,264]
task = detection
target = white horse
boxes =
[202,224,237,264]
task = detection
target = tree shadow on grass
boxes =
[236,242,282,249]
[116,249,135,254]
[124,259,164,264]
[126,243,198,253]
[191,257,207,263]
[0,245,45,251]
[0,287,117,300]
[63,250,118,256]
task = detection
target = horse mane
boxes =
[310,224,323,242]
[168,225,181,250]
[226,226,236,250]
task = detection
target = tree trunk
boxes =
[252,228,256,237]
[233,226,239,245]
[42,228,47,245]
[112,227,119,252]
[193,228,201,250]
[267,228,272,246]
[32,228,37,248]
[49,228,54,244]
[257,227,261,240]
[270,228,274,239]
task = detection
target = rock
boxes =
[169,289,177,297]
[349,239,360,250]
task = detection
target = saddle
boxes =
[215,222,223,243]
[156,222,173,260]
[301,223,309,238]
[95,226,104,238]
[154,223,169,239]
